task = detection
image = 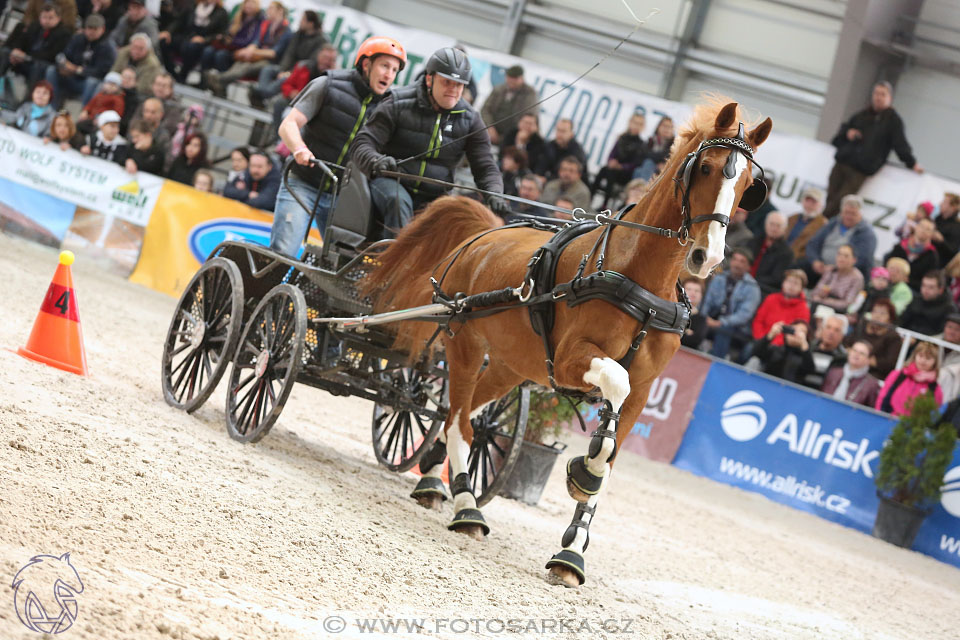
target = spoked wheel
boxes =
[467,385,530,507]
[161,257,244,413]
[225,284,306,443]
[371,365,447,472]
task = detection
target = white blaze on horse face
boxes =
[446,414,477,512]
[699,153,748,277]
[582,357,630,476]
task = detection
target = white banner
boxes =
[0,125,163,227]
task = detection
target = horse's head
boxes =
[675,101,772,278]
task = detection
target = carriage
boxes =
[160,159,532,506]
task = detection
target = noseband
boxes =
[673,122,766,245]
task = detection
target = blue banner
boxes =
[673,361,960,568]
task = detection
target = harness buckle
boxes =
[677,224,690,246]
[515,278,534,302]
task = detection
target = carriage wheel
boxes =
[371,366,447,472]
[225,284,306,443]
[467,385,530,507]
[161,257,244,413]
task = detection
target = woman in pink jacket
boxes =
[875,341,943,416]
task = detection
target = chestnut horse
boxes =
[363,100,772,586]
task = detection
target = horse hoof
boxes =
[415,493,444,511]
[546,566,581,588]
[452,524,486,541]
[566,477,591,503]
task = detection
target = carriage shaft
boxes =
[311,303,453,331]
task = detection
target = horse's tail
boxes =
[362,195,501,358]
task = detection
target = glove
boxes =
[487,195,510,216]
[372,155,398,176]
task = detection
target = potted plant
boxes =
[873,392,957,547]
[500,387,573,506]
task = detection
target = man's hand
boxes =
[190,35,205,44]
[487,126,500,145]
[292,147,314,166]
[278,71,290,80]
[846,128,862,141]
[767,321,784,340]
[913,164,925,174]
[158,30,171,43]
[249,191,259,200]
[706,317,723,329]
[372,155,398,176]
[487,195,509,216]
[933,230,944,243]
[812,260,826,275]
[80,145,91,155]
[125,158,138,174]
[234,180,246,190]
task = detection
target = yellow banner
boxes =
[128,180,319,297]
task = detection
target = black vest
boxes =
[379,82,480,199]
[294,68,383,188]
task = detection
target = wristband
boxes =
[293,146,309,156]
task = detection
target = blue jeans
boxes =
[269,172,332,258]
[45,66,100,107]
[200,46,233,72]
[708,324,752,359]
[369,177,414,238]
[253,64,285,101]
[631,158,659,182]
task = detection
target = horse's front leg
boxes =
[546,343,647,586]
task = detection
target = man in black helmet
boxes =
[350,46,507,234]
[268,36,406,258]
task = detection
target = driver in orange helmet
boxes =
[269,36,406,258]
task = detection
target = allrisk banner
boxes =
[674,361,960,568]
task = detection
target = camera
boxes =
[781,325,795,335]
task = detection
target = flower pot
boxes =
[500,440,567,506]
[872,493,930,548]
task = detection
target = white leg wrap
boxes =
[447,413,477,512]
[582,357,630,475]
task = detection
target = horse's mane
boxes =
[670,94,761,158]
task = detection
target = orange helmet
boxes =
[355,36,407,72]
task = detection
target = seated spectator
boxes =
[13,80,55,137]
[554,197,575,217]
[80,110,128,165]
[631,116,674,182]
[810,244,864,313]
[937,314,960,404]
[933,193,960,266]
[885,256,913,315]
[135,97,173,155]
[168,103,204,163]
[193,168,215,192]
[204,1,291,98]
[724,208,754,257]
[263,43,337,147]
[753,319,815,384]
[895,200,934,242]
[847,265,891,324]
[821,340,880,408]
[200,0,264,75]
[744,176,777,237]
[109,0,159,52]
[43,111,84,150]
[111,34,163,95]
[500,113,548,177]
[222,150,280,211]
[799,194,876,285]
[504,175,548,222]
[46,14,116,108]
[884,217,939,291]
[118,67,139,128]
[480,64,537,145]
[78,0,123,33]
[785,187,827,261]
[227,146,250,186]
[876,341,943,416]
[0,3,71,90]
[158,0,193,42]
[541,156,591,211]
[592,113,645,209]
[681,276,707,349]
[544,118,588,181]
[750,269,810,348]
[500,146,529,197]
[166,132,210,185]
[124,119,165,175]
[249,9,324,108]
[899,270,956,336]
[128,72,182,139]
[747,210,793,295]
[76,71,125,134]
[802,313,848,389]
[845,299,902,380]
[701,248,761,359]
[621,177,647,206]
[162,0,230,83]
[946,253,960,307]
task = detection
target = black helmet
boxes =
[425,47,471,85]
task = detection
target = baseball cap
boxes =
[506,65,524,78]
[103,71,123,86]
[84,14,105,29]
[947,313,960,327]
[97,110,121,127]
[127,0,145,6]
[801,186,824,203]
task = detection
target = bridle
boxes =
[671,122,767,245]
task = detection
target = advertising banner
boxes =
[0,126,163,227]
[0,176,78,247]
[912,446,960,568]
[128,180,321,297]
[571,348,710,463]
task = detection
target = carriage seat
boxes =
[325,162,375,254]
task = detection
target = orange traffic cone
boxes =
[17,251,89,376]
[410,438,449,483]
